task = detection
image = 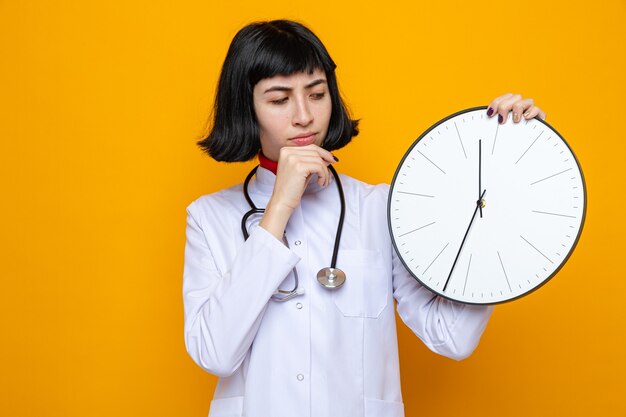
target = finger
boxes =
[278,146,335,187]
[299,160,330,188]
[487,93,513,118]
[302,143,338,164]
[280,144,337,165]
[496,93,523,124]
[285,152,331,173]
[538,108,546,120]
[512,98,534,123]
[522,106,546,121]
[290,156,330,187]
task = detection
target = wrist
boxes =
[259,200,294,241]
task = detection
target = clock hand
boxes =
[478,140,483,218]
[443,189,487,292]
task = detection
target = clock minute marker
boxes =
[530,168,573,186]
[453,121,468,159]
[423,242,449,274]
[515,131,543,165]
[531,210,577,219]
[491,122,500,155]
[417,150,446,174]
[398,221,436,237]
[463,254,472,296]
[497,251,513,292]
[520,235,554,264]
[397,191,435,198]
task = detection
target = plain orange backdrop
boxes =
[1,1,625,416]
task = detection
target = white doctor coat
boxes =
[183,166,494,417]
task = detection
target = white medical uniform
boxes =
[183,166,494,417]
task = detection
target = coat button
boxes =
[296,302,303,309]
[297,374,304,381]
[294,240,301,246]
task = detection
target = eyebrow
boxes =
[263,78,327,94]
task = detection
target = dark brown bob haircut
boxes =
[197,19,359,162]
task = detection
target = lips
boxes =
[290,132,317,146]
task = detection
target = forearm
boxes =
[259,199,294,241]
[183,213,300,376]
[393,246,494,360]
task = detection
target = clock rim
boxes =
[387,106,587,305]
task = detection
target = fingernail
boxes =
[498,114,503,124]
[487,107,494,116]
[523,111,530,118]
[332,154,339,162]
[513,112,520,123]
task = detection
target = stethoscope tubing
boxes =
[241,164,346,279]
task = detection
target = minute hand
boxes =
[443,189,487,292]
[478,139,483,218]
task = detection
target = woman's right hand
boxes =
[259,144,337,240]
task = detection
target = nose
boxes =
[292,96,313,127]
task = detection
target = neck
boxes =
[258,151,278,174]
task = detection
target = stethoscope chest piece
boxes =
[317,267,346,289]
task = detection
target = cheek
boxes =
[258,112,290,138]
[320,103,332,129]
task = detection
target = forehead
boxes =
[254,68,327,90]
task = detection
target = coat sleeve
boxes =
[392,247,494,360]
[182,201,300,377]
[374,178,494,361]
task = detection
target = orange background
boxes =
[1,1,624,416]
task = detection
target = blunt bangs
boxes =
[198,20,359,162]
[247,23,336,87]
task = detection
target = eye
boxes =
[311,92,326,100]
[270,97,288,105]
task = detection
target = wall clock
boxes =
[388,106,586,304]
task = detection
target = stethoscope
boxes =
[241,164,347,301]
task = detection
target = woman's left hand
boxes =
[486,93,547,124]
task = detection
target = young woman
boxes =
[183,19,546,417]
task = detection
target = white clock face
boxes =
[388,107,586,304]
